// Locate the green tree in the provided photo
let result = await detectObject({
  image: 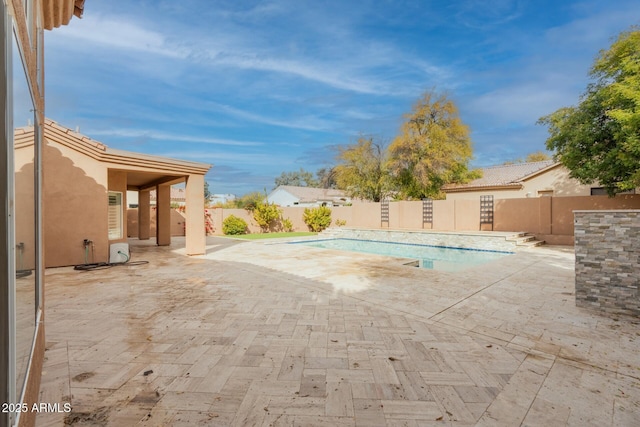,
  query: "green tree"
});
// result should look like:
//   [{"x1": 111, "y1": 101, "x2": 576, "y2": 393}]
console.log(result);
[
  {"x1": 275, "y1": 168, "x2": 319, "y2": 188},
  {"x1": 539, "y1": 27, "x2": 640, "y2": 195},
  {"x1": 387, "y1": 90, "x2": 479, "y2": 199},
  {"x1": 233, "y1": 191, "x2": 265, "y2": 210},
  {"x1": 525, "y1": 151, "x2": 552, "y2": 162},
  {"x1": 334, "y1": 136, "x2": 393, "y2": 202},
  {"x1": 204, "y1": 181, "x2": 211, "y2": 200},
  {"x1": 503, "y1": 151, "x2": 553, "y2": 165},
  {"x1": 316, "y1": 167, "x2": 338, "y2": 189}
]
